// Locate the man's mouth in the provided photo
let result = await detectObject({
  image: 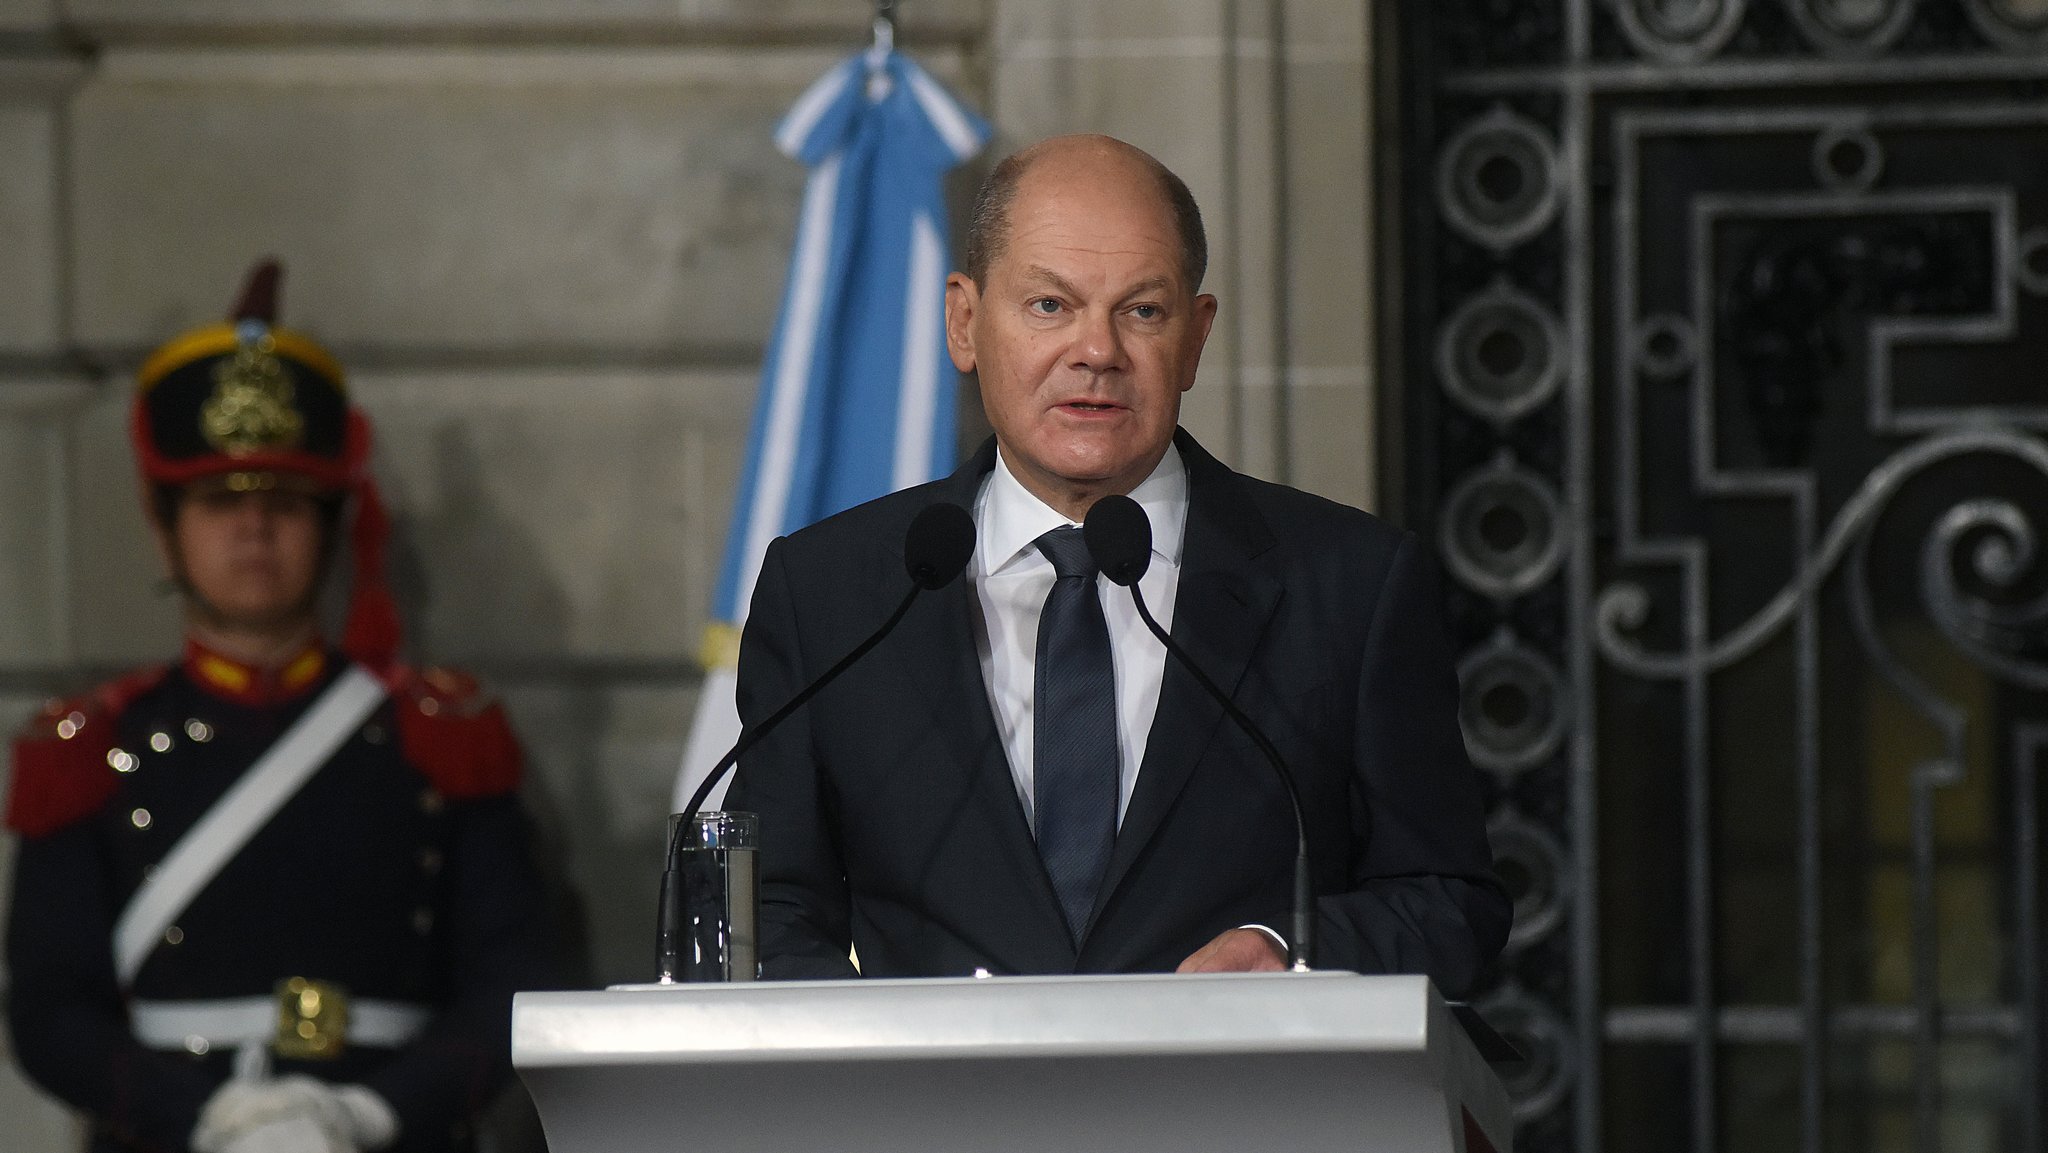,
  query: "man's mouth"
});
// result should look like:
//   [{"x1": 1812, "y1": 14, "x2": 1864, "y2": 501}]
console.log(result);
[{"x1": 1059, "y1": 401, "x2": 1122, "y2": 412}]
